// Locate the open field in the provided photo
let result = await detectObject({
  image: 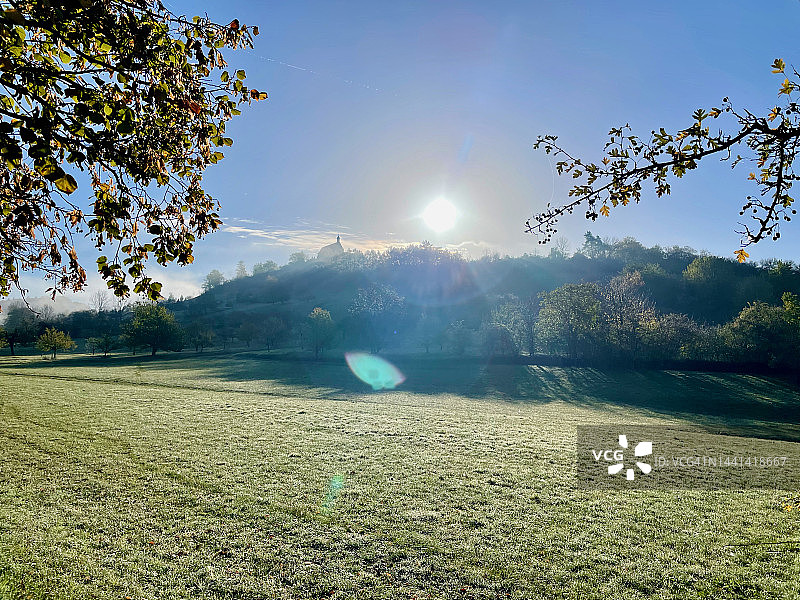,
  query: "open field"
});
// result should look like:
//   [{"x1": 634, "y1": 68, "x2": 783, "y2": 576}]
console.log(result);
[{"x1": 1, "y1": 353, "x2": 799, "y2": 599}]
